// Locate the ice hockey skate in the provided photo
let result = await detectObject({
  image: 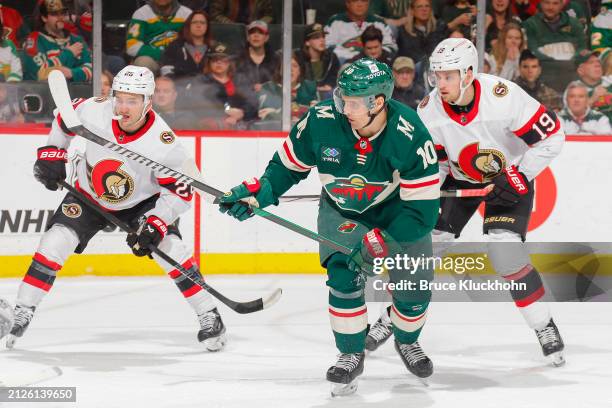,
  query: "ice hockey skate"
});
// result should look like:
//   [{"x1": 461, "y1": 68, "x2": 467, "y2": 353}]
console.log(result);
[
  {"x1": 535, "y1": 318, "x2": 565, "y2": 367},
  {"x1": 6, "y1": 305, "x2": 35, "y2": 349},
  {"x1": 365, "y1": 306, "x2": 392, "y2": 352},
  {"x1": 197, "y1": 307, "x2": 226, "y2": 352},
  {"x1": 394, "y1": 340, "x2": 433, "y2": 382},
  {"x1": 326, "y1": 352, "x2": 365, "y2": 397}
]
